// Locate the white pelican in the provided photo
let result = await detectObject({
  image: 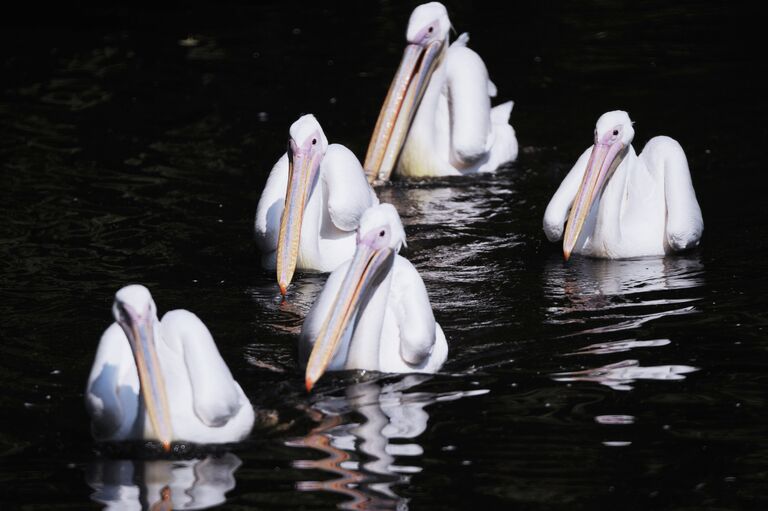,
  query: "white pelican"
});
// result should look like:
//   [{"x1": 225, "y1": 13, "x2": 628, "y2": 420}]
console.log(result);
[
  {"x1": 364, "y1": 2, "x2": 518, "y2": 182},
  {"x1": 299, "y1": 204, "x2": 448, "y2": 391},
  {"x1": 85, "y1": 285, "x2": 255, "y2": 450},
  {"x1": 543, "y1": 110, "x2": 704, "y2": 260},
  {"x1": 255, "y1": 114, "x2": 378, "y2": 295}
]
